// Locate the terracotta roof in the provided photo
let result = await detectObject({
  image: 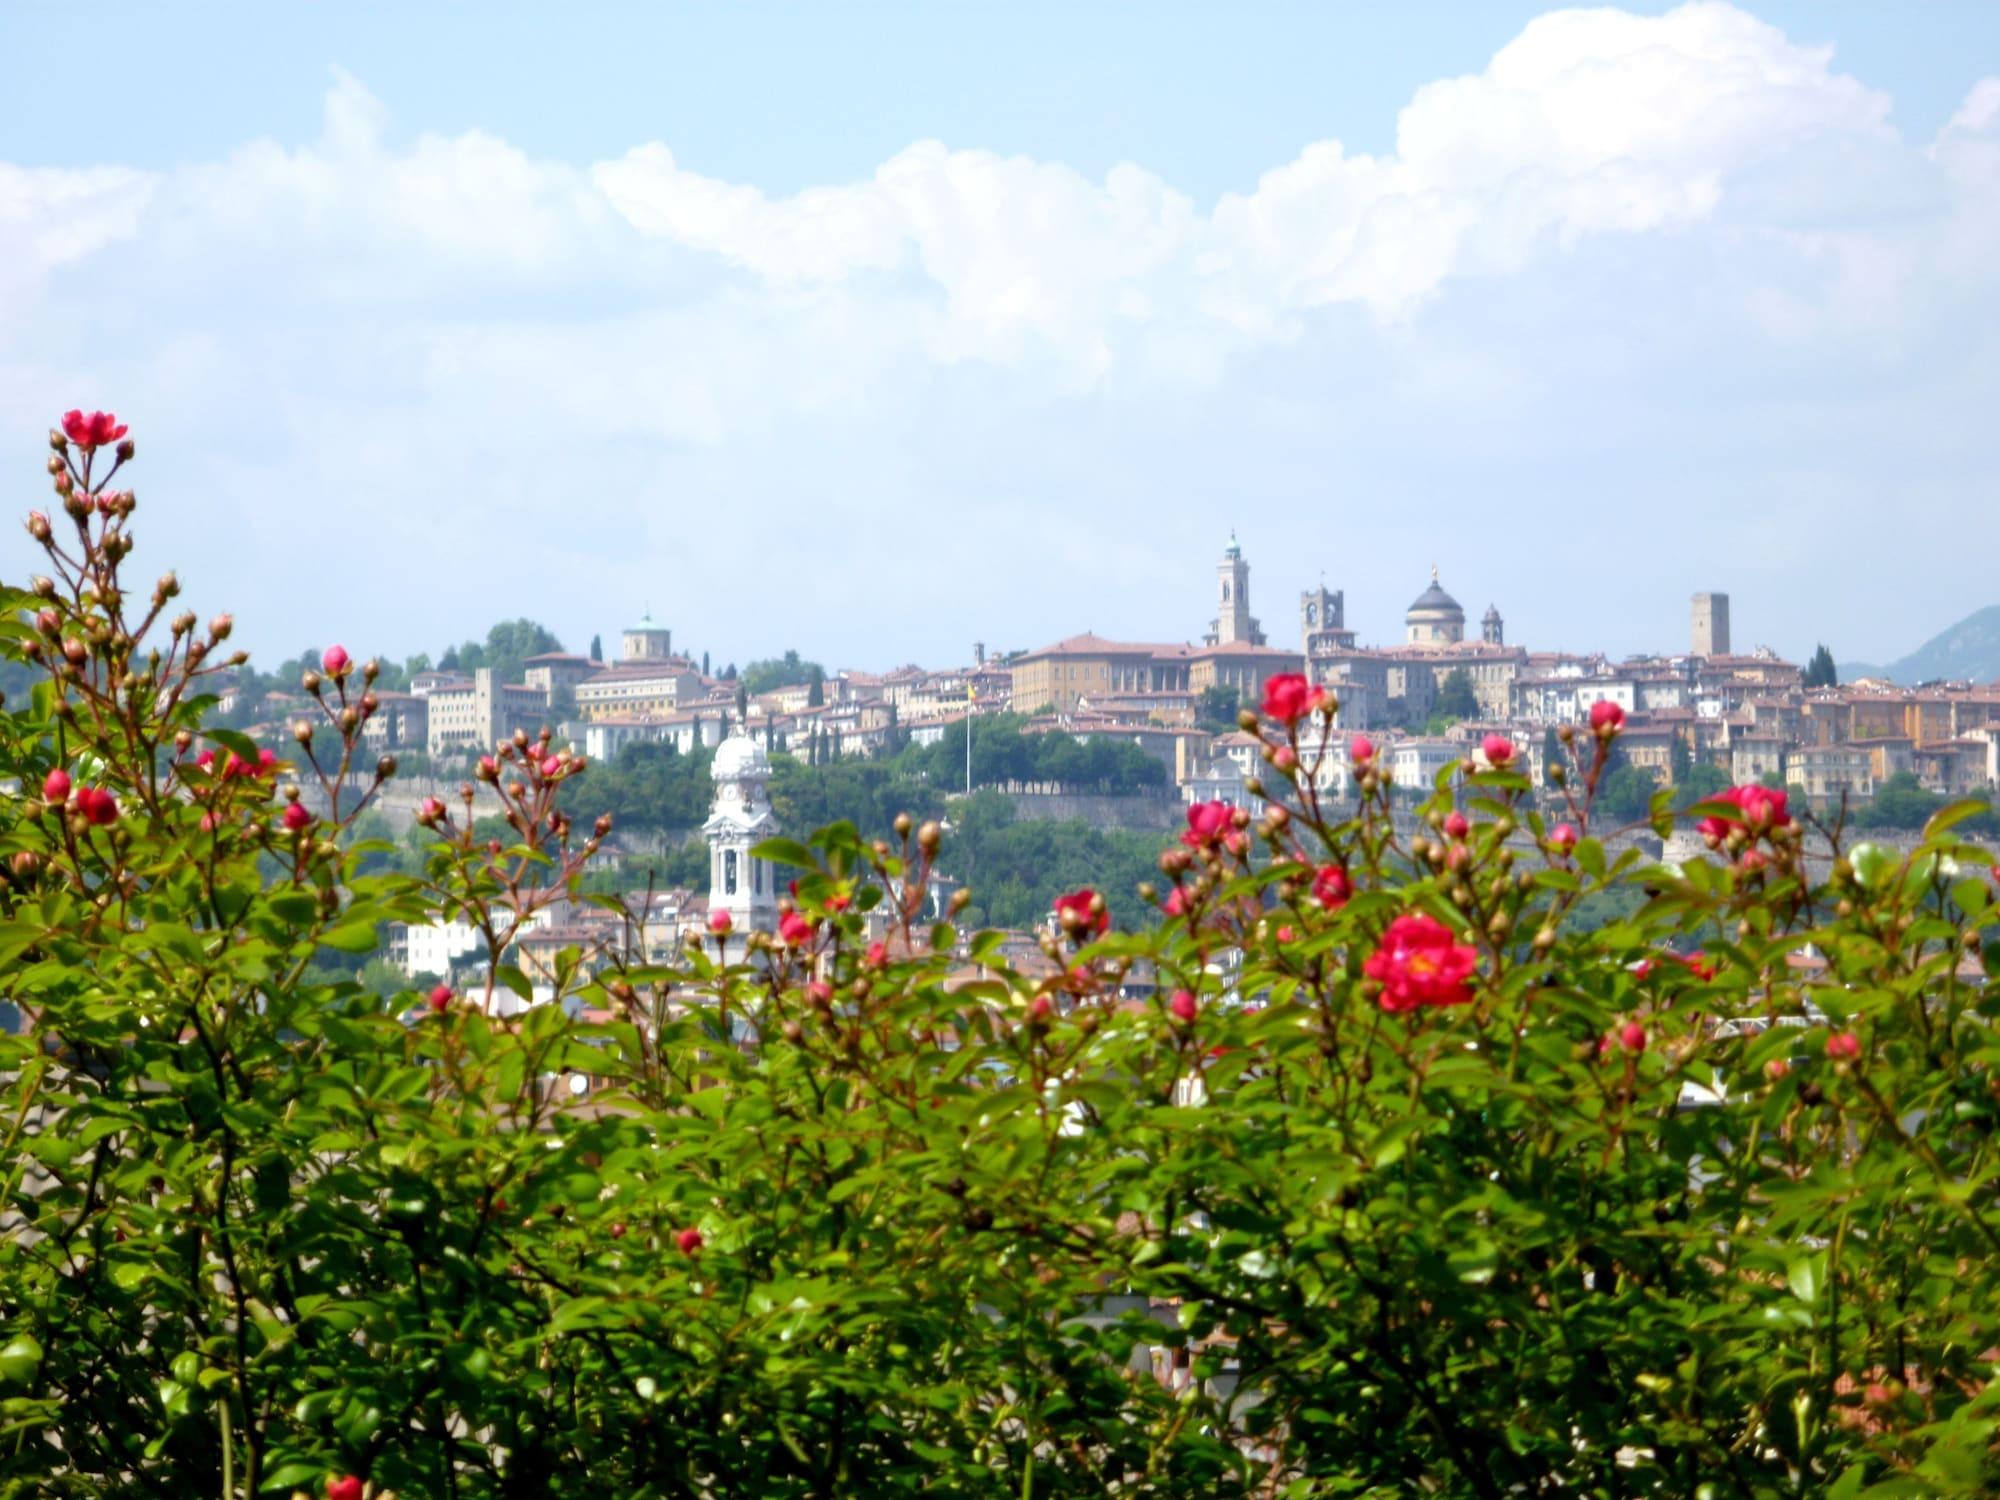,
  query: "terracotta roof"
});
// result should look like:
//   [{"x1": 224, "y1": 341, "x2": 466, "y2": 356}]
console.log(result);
[{"x1": 1014, "y1": 633, "x2": 1198, "y2": 662}]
